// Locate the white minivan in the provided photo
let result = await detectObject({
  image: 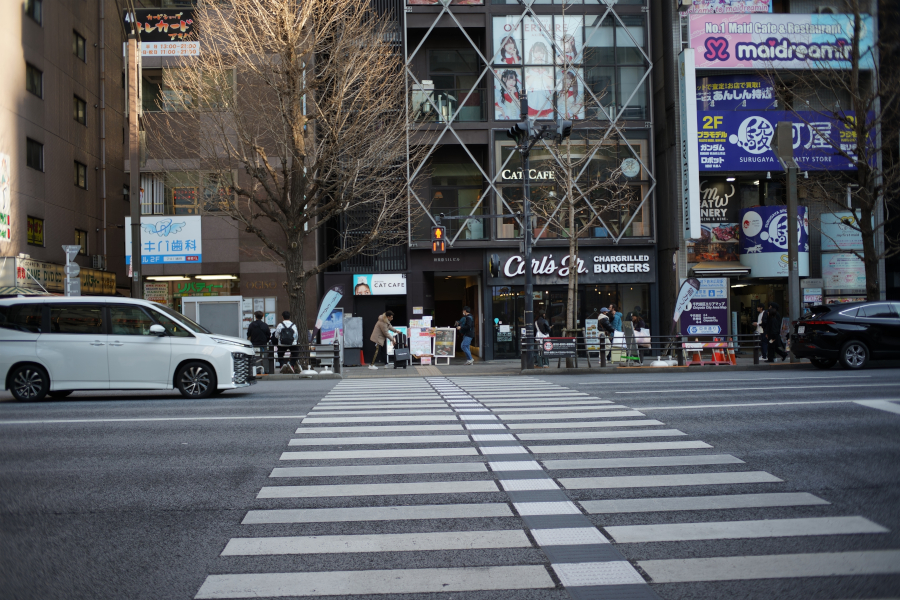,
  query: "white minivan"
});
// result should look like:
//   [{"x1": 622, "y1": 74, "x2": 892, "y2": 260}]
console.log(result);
[{"x1": 0, "y1": 297, "x2": 256, "y2": 401}]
